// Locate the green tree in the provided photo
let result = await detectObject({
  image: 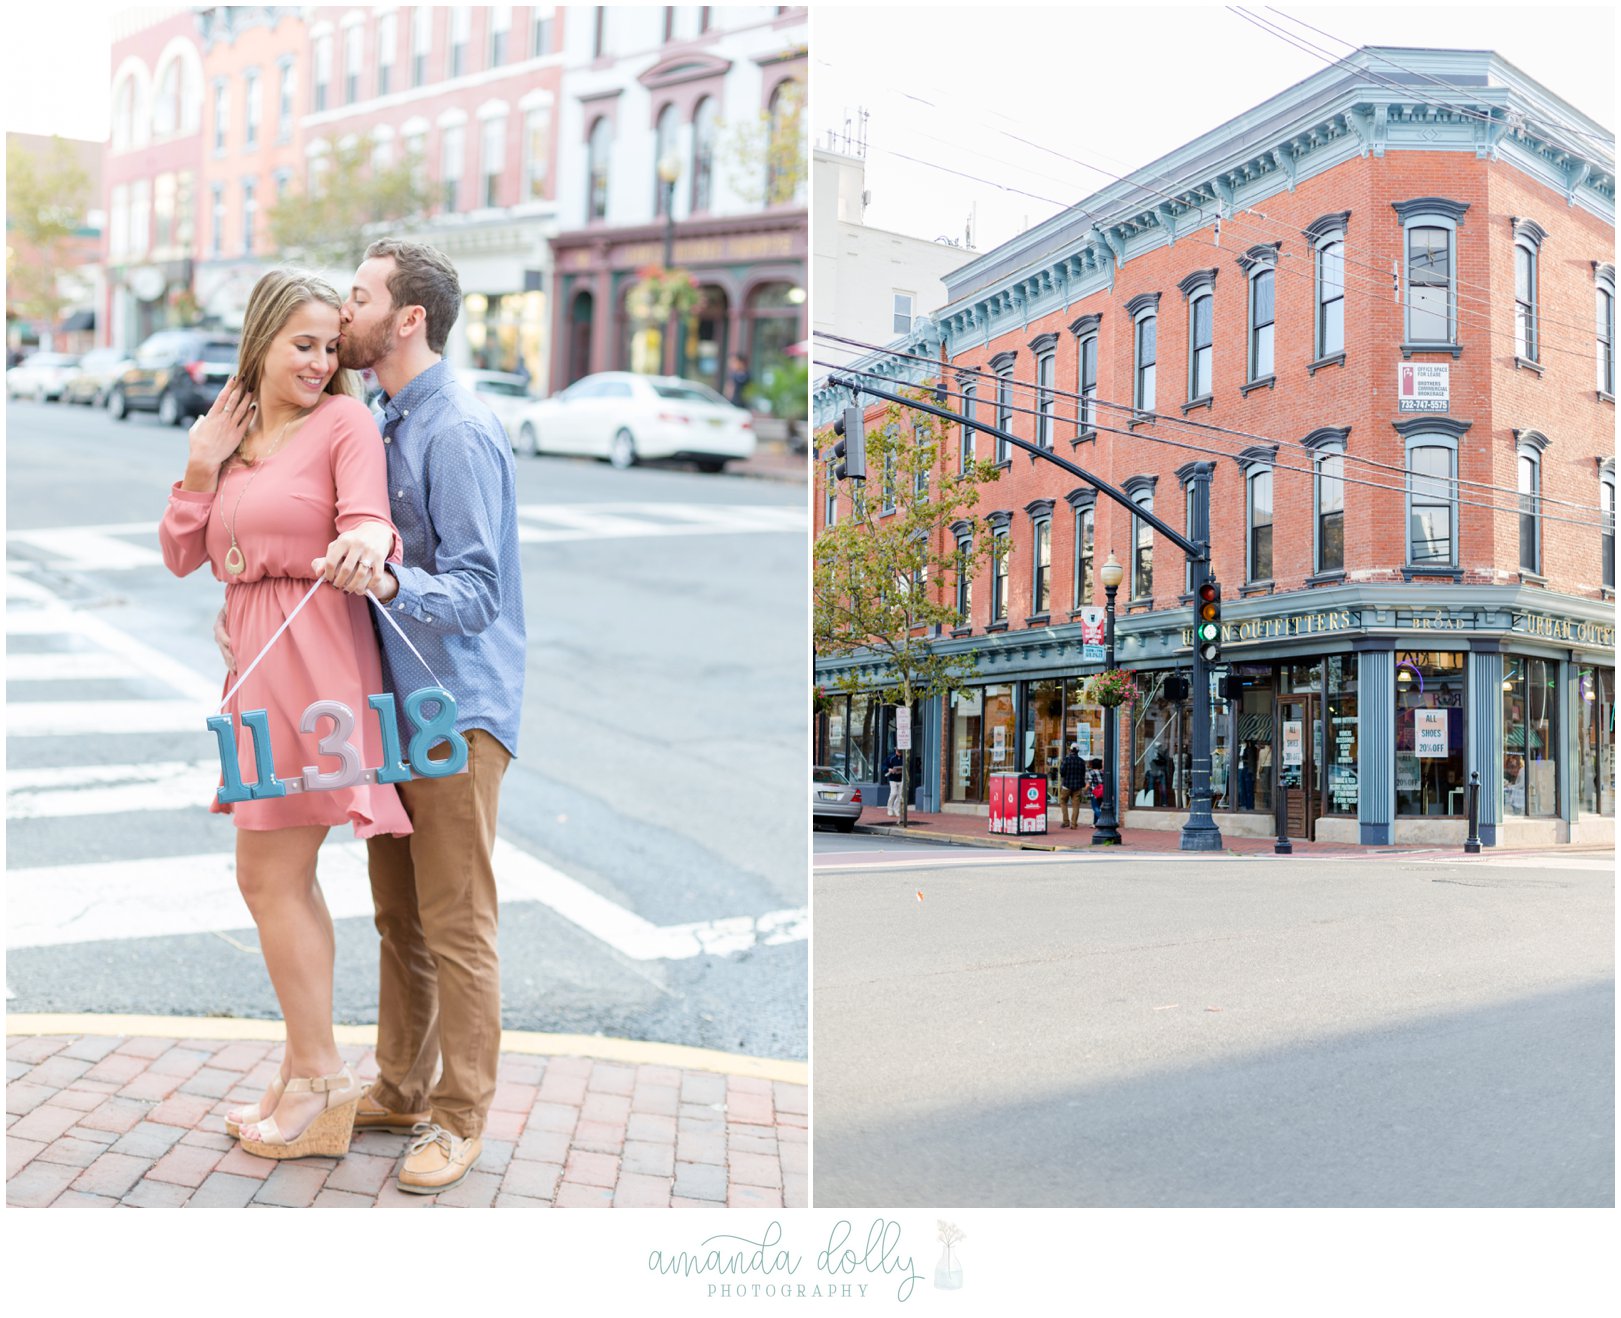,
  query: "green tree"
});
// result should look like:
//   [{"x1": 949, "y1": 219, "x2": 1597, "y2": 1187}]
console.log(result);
[
  {"x1": 720, "y1": 73, "x2": 806, "y2": 208},
  {"x1": 813, "y1": 388, "x2": 1003, "y2": 824},
  {"x1": 266, "y1": 139, "x2": 433, "y2": 271},
  {"x1": 5, "y1": 136, "x2": 92, "y2": 330}
]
